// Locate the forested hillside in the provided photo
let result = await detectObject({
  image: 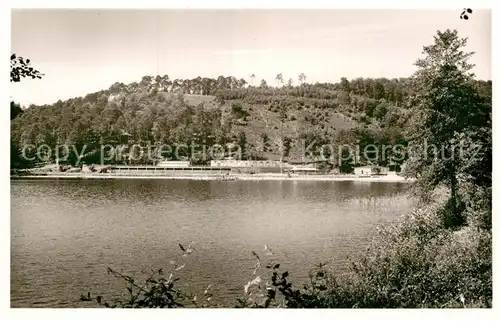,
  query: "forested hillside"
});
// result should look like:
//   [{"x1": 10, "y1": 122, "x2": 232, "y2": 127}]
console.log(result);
[{"x1": 10, "y1": 72, "x2": 492, "y2": 169}]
